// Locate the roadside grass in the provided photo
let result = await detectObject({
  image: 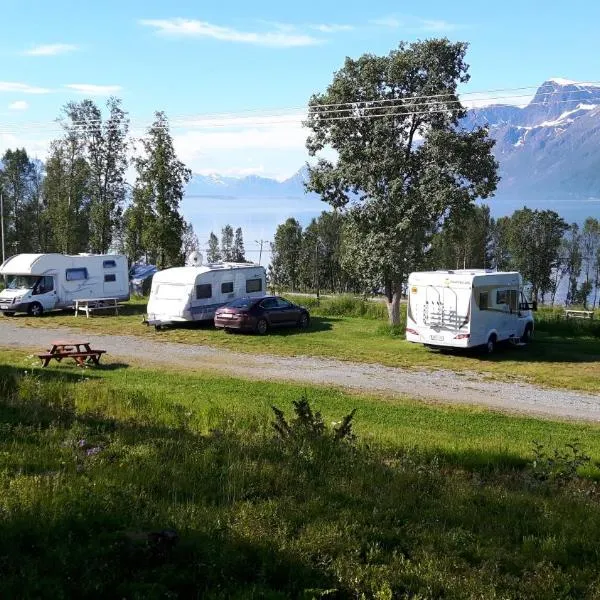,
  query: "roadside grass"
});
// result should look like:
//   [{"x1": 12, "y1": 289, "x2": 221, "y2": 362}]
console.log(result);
[
  {"x1": 3, "y1": 351, "x2": 600, "y2": 598},
  {"x1": 4, "y1": 296, "x2": 600, "y2": 393}
]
